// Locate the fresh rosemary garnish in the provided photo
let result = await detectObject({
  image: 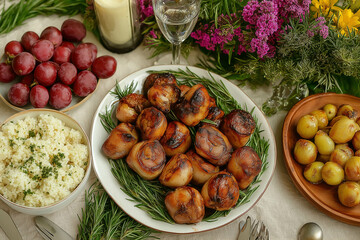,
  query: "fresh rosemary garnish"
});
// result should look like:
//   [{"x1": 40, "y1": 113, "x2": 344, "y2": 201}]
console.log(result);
[
  {"x1": 0, "y1": 0, "x2": 87, "y2": 34},
  {"x1": 78, "y1": 182, "x2": 158, "y2": 240},
  {"x1": 97, "y1": 68, "x2": 270, "y2": 225}
]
